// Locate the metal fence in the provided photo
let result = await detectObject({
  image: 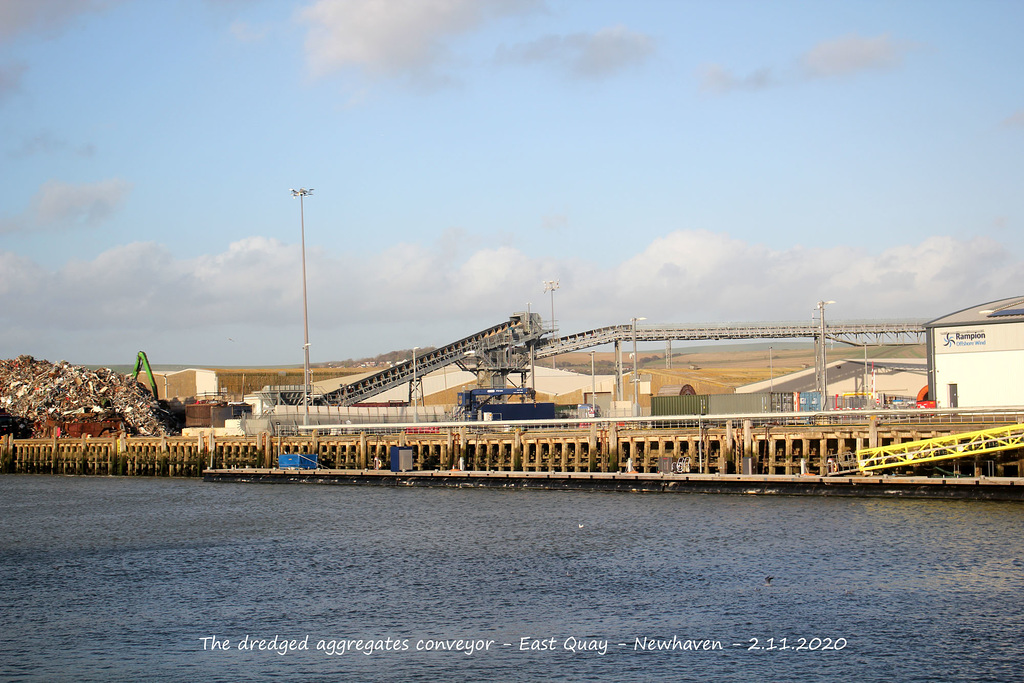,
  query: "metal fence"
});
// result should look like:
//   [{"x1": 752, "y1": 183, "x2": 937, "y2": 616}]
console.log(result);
[{"x1": 275, "y1": 407, "x2": 1024, "y2": 437}]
